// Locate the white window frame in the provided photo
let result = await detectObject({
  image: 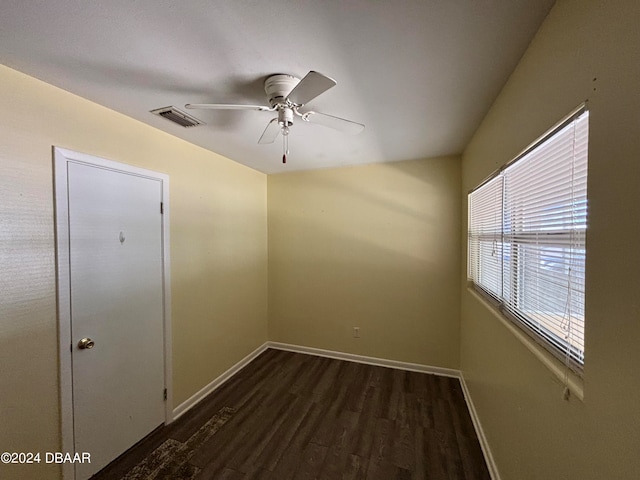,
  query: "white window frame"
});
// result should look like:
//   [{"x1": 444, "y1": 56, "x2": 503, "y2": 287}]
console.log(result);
[{"x1": 467, "y1": 106, "x2": 589, "y2": 372}]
